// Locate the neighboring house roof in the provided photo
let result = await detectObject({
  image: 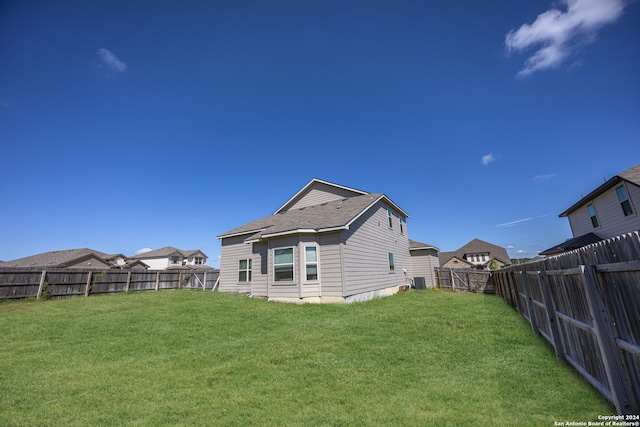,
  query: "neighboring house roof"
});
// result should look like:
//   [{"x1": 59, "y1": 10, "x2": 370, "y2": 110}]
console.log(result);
[
  {"x1": 128, "y1": 246, "x2": 207, "y2": 259},
  {"x1": 217, "y1": 192, "x2": 406, "y2": 242},
  {"x1": 1, "y1": 248, "x2": 115, "y2": 268},
  {"x1": 409, "y1": 239, "x2": 440, "y2": 252},
  {"x1": 439, "y1": 238, "x2": 511, "y2": 266},
  {"x1": 539, "y1": 232, "x2": 604, "y2": 256},
  {"x1": 560, "y1": 164, "x2": 640, "y2": 217}
]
